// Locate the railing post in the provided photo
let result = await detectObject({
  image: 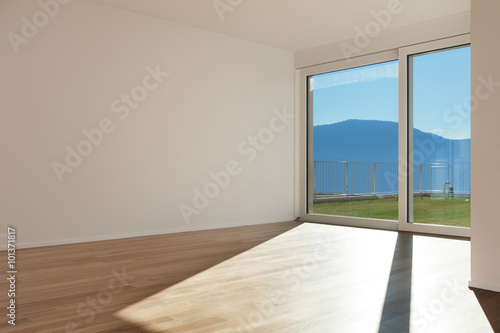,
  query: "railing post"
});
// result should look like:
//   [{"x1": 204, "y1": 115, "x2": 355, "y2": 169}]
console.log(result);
[
  {"x1": 345, "y1": 162, "x2": 349, "y2": 197},
  {"x1": 374, "y1": 162, "x2": 376, "y2": 195},
  {"x1": 420, "y1": 164, "x2": 422, "y2": 193},
  {"x1": 430, "y1": 164, "x2": 432, "y2": 195},
  {"x1": 313, "y1": 162, "x2": 316, "y2": 199}
]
